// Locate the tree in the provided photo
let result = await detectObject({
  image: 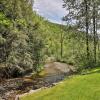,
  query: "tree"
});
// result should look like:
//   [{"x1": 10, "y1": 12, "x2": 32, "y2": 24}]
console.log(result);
[
  {"x1": 62, "y1": 0, "x2": 100, "y2": 67},
  {"x1": 0, "y1": 0, "x2": 45, "y2": 78}
]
